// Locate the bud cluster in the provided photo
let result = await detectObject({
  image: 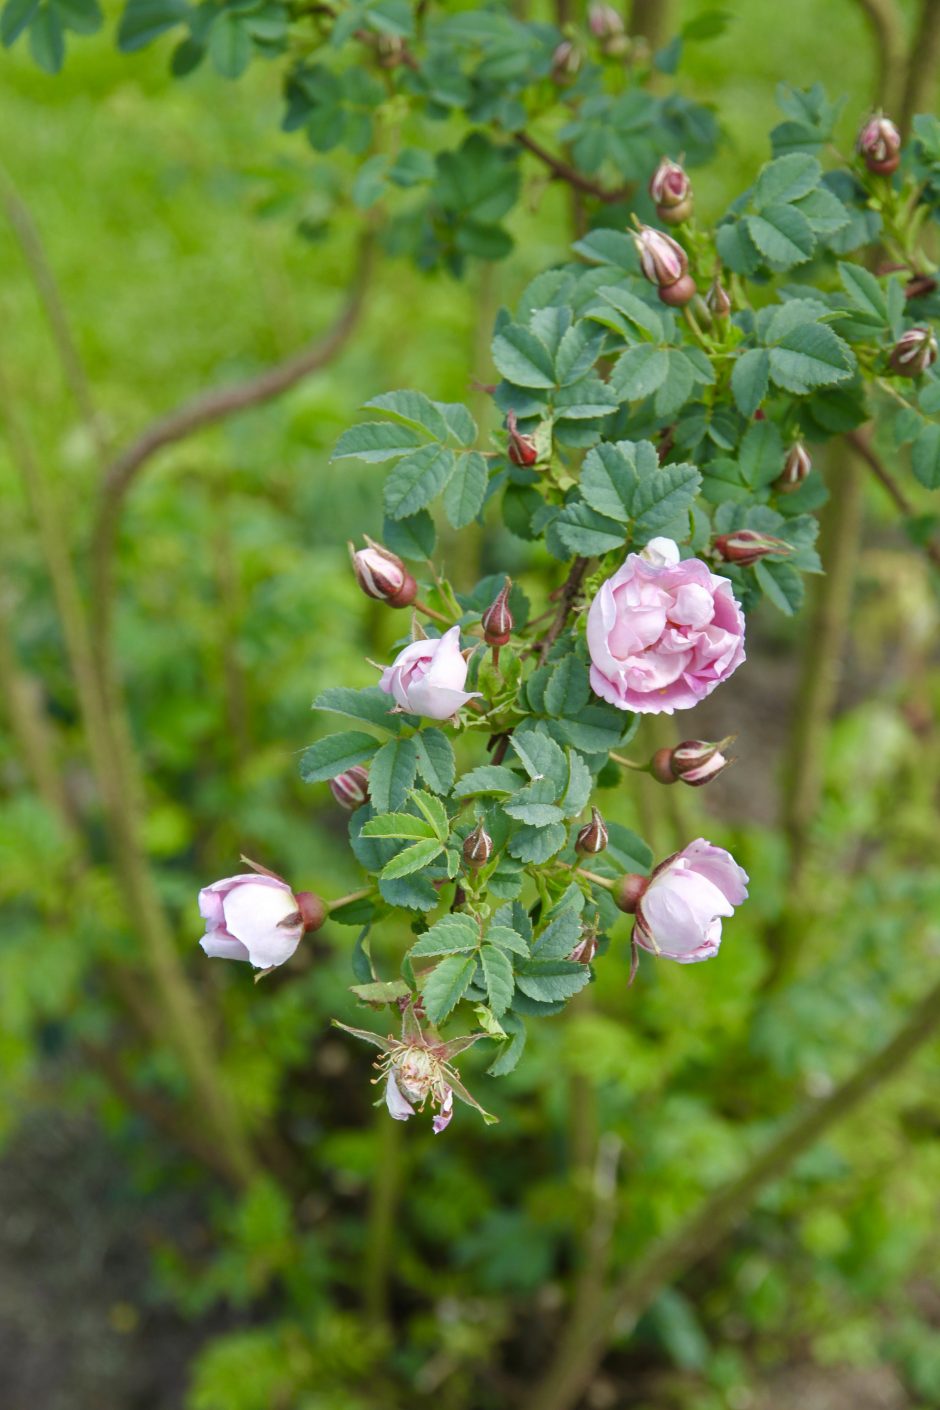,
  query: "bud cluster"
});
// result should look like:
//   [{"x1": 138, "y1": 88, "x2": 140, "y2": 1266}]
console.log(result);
[
  {"x1": 649, "y1": 157, "x2": 693, "y2": 225},
  {"x1": 632, "y1": 223, "x2": 696, "y2": 307},
  {"x1": 588, "y1": 3, "x2": 630, "y2": 55}
]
